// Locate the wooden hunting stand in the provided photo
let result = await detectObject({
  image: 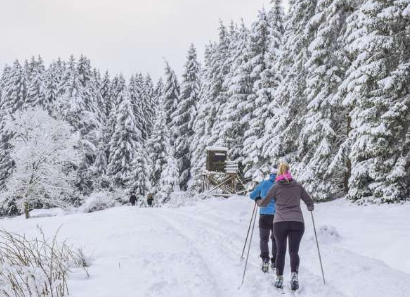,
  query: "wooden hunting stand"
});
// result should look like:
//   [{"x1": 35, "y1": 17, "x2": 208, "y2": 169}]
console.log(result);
[{"x1": 201, "y1": 147, "x2": 246, "y2": 197}]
